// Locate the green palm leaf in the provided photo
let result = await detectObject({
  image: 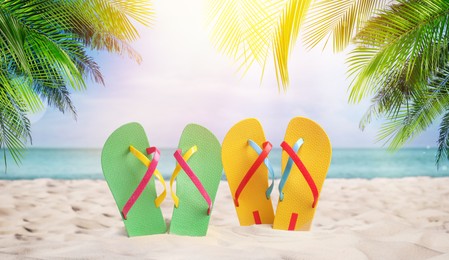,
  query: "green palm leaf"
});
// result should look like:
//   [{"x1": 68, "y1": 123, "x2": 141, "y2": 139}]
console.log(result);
[
  {"x1": 376, "y1": 63, "x2": 449, "y2": 153},
  {"x1": 0, "y1": 0, "x2": 153, "y2": 170},
  {"x1": 68, "y1": 0, "x2": 152, "y2": 61},
  {"x1": 0, "y1": 9, "x2": 30, "y2": 75},
  {"x1": 348, "y1": 0, "x2": 449, "y2": 103},
  {"x1": 346, "y1": 0, "x2": 449, "y2": 161},
  {"x1": 0, "y1": 86, "x2": 31, "y2": 172},
  {"x1": 376, "y1": 88, "x2": 449, "y2": 149},
  {"x1": 437, "y1": 109, "x2": 449, "y2": 166},
  {"x1": 33, "y1": 83, "x2": 77, "y2": 118}
]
